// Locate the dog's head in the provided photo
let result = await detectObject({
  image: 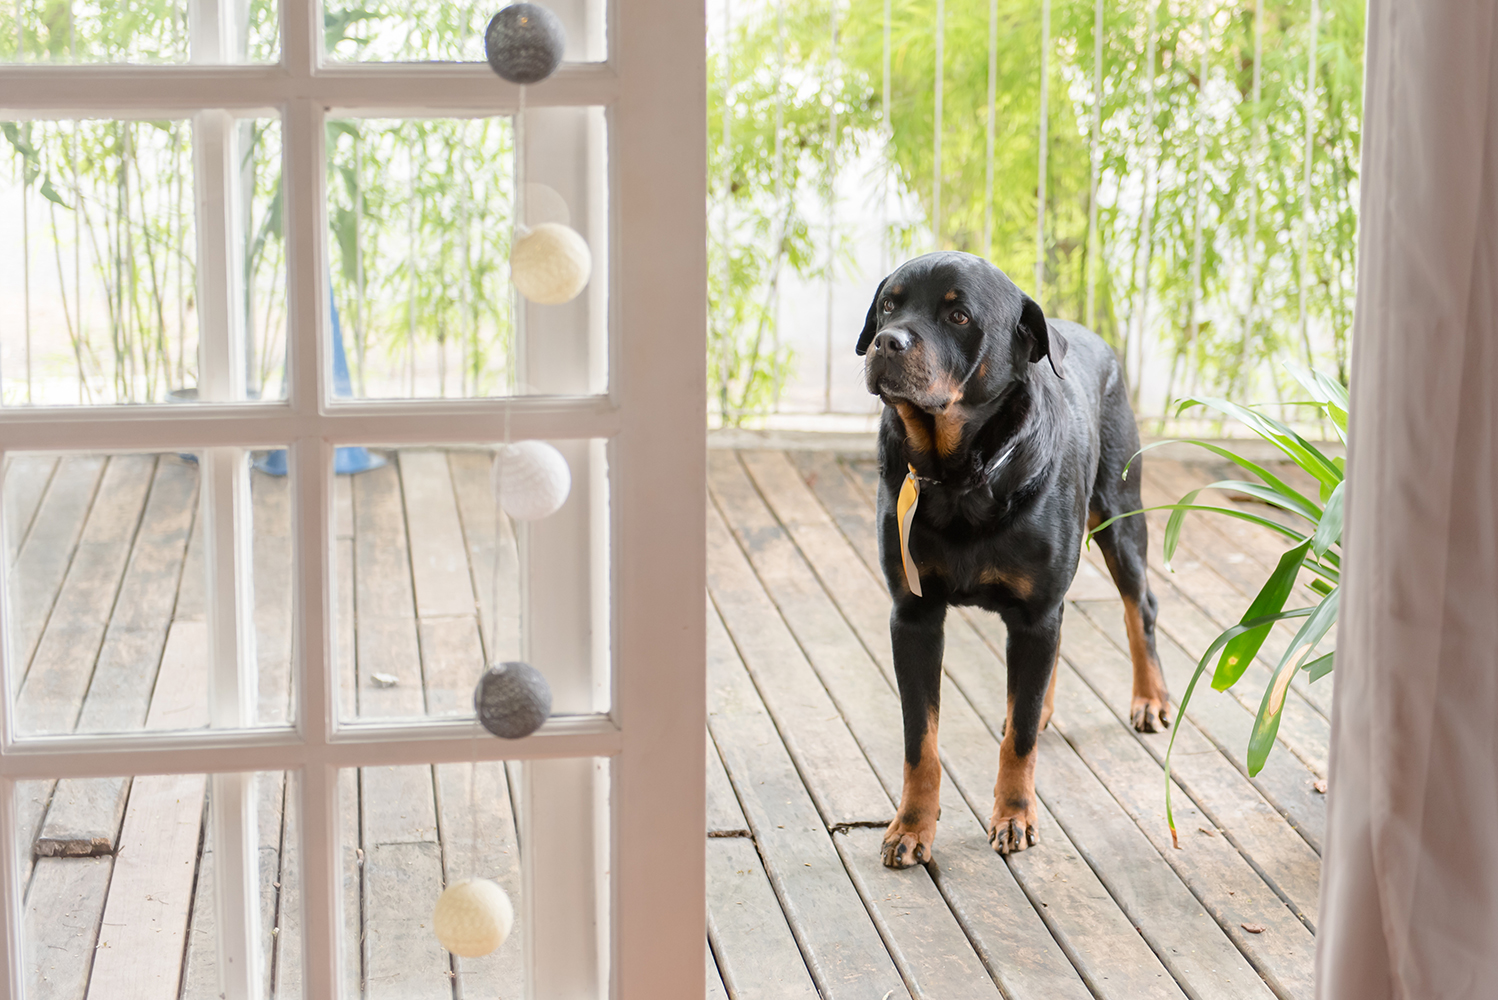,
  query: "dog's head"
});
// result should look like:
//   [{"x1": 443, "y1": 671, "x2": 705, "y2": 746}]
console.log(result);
[{"x1": 857, "y1": 252, "x2": 1066, "y2": 411}]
